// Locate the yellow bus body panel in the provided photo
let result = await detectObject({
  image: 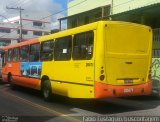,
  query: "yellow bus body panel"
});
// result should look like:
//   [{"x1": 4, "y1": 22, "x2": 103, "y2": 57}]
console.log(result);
[
  {"x1": 41, "y1": 61, "x2": 94, "y2": 98},
  {"x1": 40, "y1": 23, "x2": 98, "y2": 98},
  {"x1": 39, "y1": 21, "x2": 152, "y2": 98}
]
